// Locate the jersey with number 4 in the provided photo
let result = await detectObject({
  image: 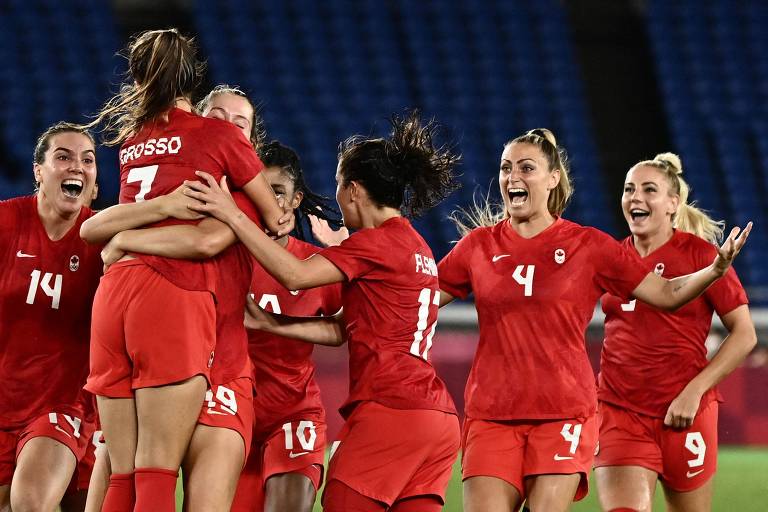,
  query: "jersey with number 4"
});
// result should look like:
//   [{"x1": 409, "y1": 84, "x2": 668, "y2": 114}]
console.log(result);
[
  {"x1": 320, "y1": 217, "x2": 457, "y2": 418},
  {"x1": 249, "y1": 236, "x2": 343, "y2": 436},
  {"x1": 438, "y1": 217, "x2": 648, "y2": 421},
  {"x1": 0, "y1": 196, "x2": 102, "y2": 429},
  {"x1": 599, "y1": 230, "x2": 748, "y2": 417},
  {"x1": 118, "y1": 107, "x2": 264, "y2": 293}
]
